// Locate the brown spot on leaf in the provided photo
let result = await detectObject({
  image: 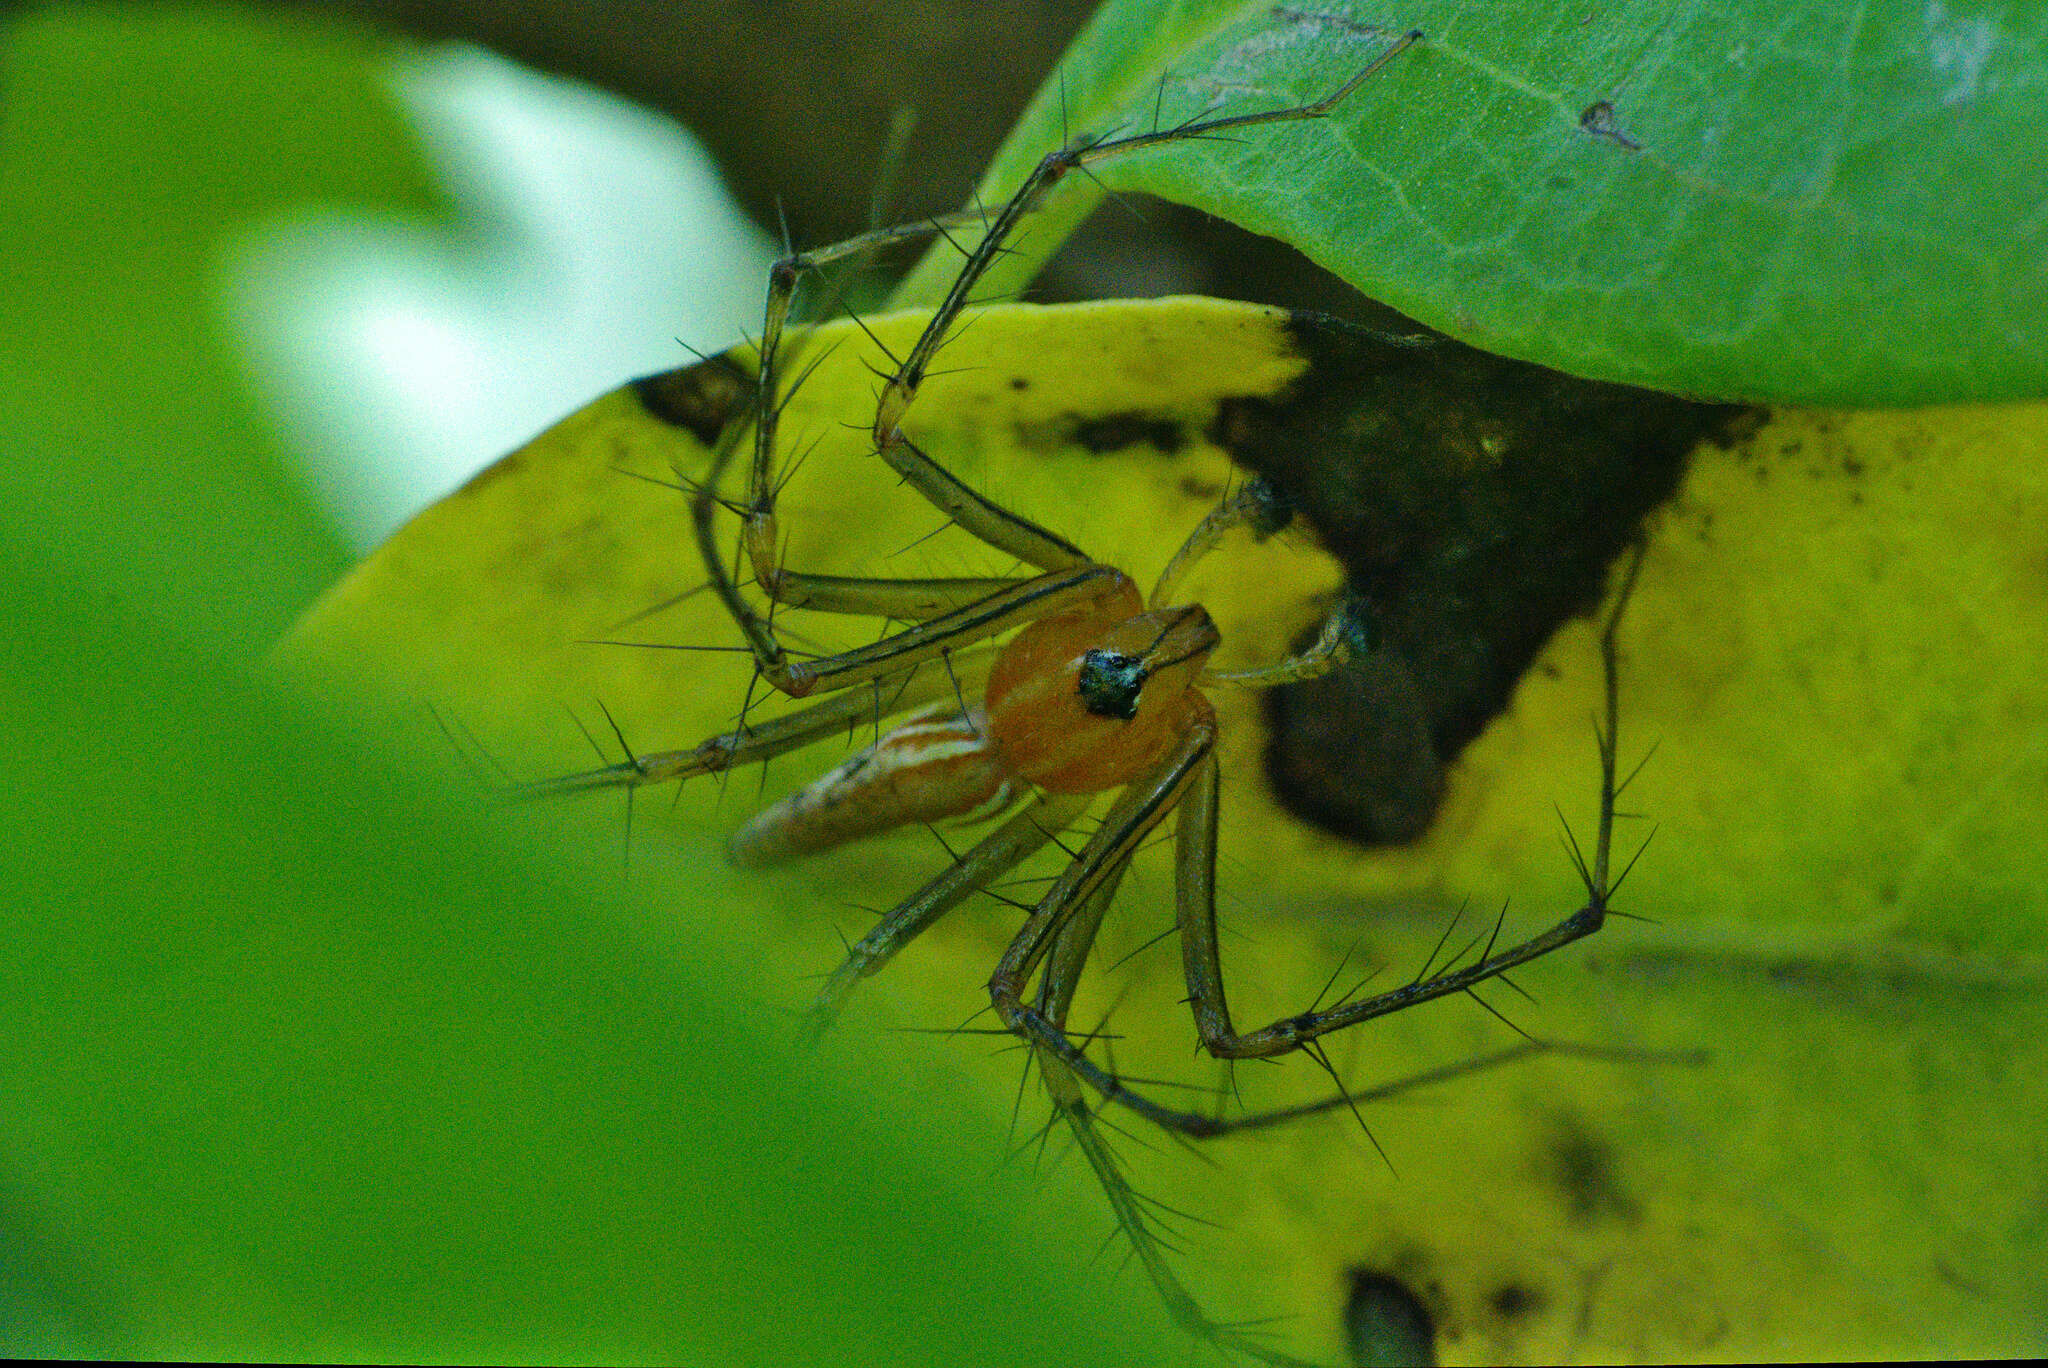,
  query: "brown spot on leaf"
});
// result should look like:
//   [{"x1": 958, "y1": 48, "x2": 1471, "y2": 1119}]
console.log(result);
[
  {"x1": 1068, "y1": 411, "x2": 1186, "y2": 455},
  {"x1": 1579, "y1": 99, "x2": 1642, "y2": 149},
  {"x1": 1487, "y1": 1281, "x2": 1546, "y2": 1321},
  {"x1": 1542, "y1": 1113, "x2": 1640, "y2": 1225}
]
